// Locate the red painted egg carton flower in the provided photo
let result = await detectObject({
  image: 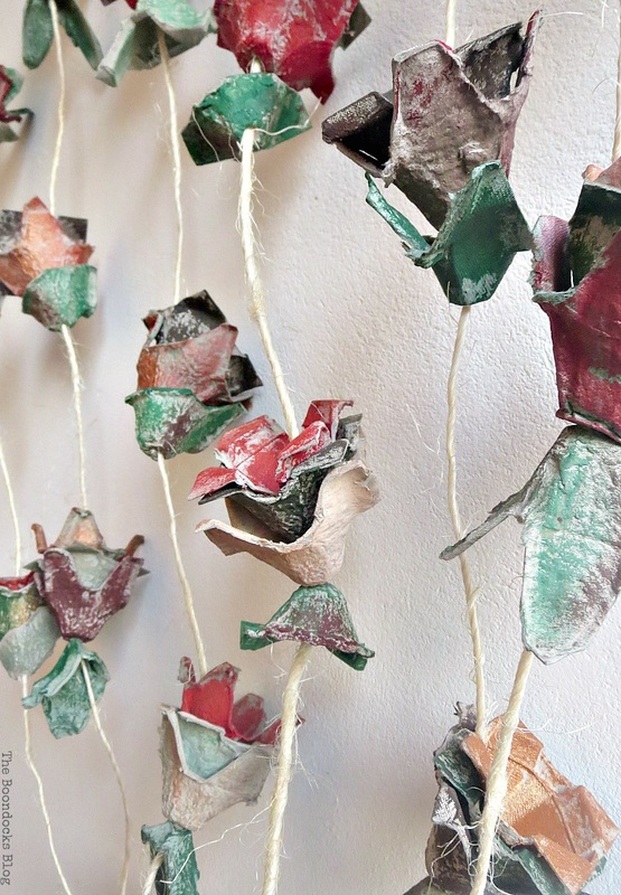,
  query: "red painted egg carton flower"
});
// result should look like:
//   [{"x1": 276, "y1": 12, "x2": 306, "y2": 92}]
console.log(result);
[
  {"x1": 189, "y1": 400, "x2": 379, "y2": 585},
  {"x1": 160, "y1": 659, "x2": 282, "y2": 830}
]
